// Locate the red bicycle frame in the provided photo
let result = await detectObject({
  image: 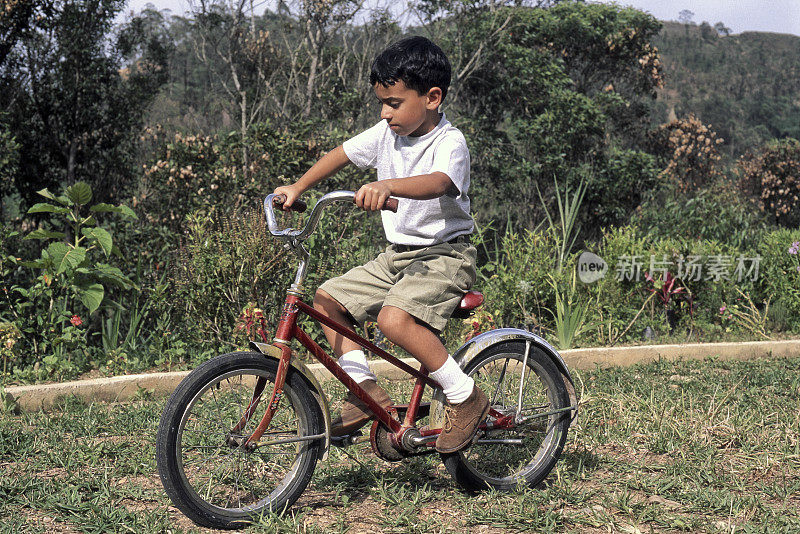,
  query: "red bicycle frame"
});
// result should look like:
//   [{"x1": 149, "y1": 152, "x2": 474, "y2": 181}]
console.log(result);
[
  {"x1": 244, "y1": 191, "x2": 508, "y2": 449},
  {"x1": 243, "y1": 292, "x2": 442, "y2": 446}
]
